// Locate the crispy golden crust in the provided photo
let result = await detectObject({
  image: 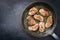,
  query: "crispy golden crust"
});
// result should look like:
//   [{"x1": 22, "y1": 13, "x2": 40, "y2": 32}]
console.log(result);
[
  {"x1": 28, "y1": 23, "x2": 38, "y2": 31},
  {"x1": 27, "y1": 16, "x2": 36, "y2": 25},
  {"x1": 28, "y1": 7, "x2": 38, "y2": 15},
  {"x1": 39, "y1": 22, "x2": 45, "y2": 32},
  {"x1": 45, "y1": 16, "x2": 52, "y2": 28},
  {"x1": 34, "y1": 14, "x2": 44, "y2": 21},
  {"x1": 39, "y1": 9, "x2": 49, "y2": 16}
]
